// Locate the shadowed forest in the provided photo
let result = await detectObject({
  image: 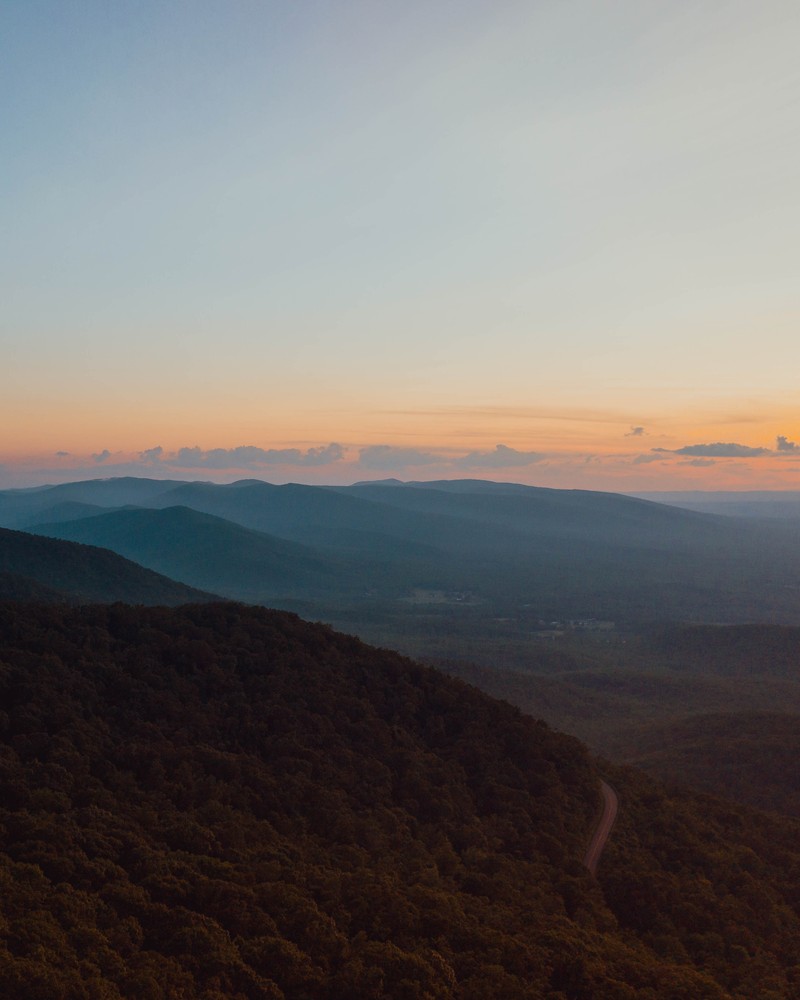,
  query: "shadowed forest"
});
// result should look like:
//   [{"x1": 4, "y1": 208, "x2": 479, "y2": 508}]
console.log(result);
[
  {"x1": 2, "y1": 602, "x2": 800, "y2": 998},
  {"x1": 3, "y1": 480, "x2": 800, "y2": 997}
]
